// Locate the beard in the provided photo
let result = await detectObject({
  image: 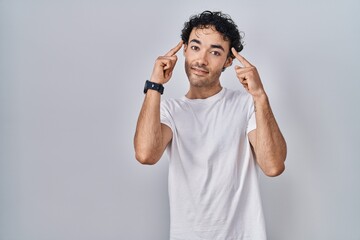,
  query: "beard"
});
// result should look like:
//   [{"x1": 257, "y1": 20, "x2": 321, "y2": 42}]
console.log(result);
[{"x1": 184, "y1": 60, "x2": 223, "y2": 88}]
